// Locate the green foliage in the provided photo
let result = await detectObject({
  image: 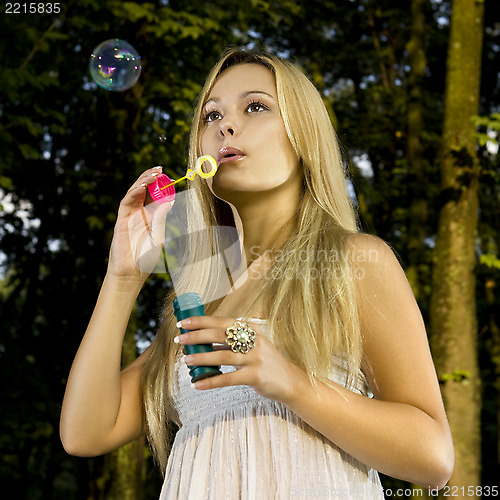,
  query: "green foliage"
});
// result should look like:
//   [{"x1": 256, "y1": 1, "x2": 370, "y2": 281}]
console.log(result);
[
  {"x1": 480, "y1": 253, "x2": 500, "y2": 271},
  {"x1": 472, "y1": 113, "x2": 500, "y2": 147},
  {"x1": 439, "y1": 370, "x2": 472, "y2": 384}
]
